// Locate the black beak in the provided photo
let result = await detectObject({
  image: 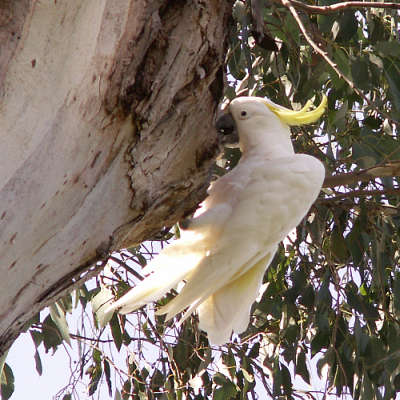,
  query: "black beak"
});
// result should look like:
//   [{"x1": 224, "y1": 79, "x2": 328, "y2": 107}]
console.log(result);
[{"x1": 215, "y1": 112, "x2": 239, "y2": 145}]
